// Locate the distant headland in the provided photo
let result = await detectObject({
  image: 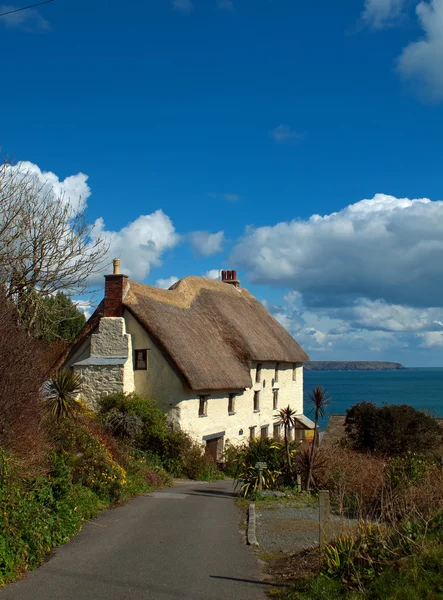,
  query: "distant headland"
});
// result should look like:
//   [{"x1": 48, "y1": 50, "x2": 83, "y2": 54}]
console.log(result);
[{"x1": 304, "y1": 361, "x2": 406, "y2": 371}]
